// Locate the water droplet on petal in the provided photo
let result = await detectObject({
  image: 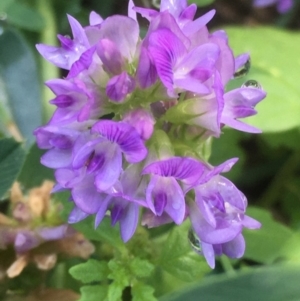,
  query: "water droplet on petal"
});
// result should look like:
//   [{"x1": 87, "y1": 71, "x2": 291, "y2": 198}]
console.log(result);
[
  {"x1": 241, "y1": 79, "x2": 262, "y2": 90},
  {"x1": 152, "y1": 0, "x2": 160, "y2": 9},
  {"x1": 234, "y1": 58, "x2": 251, "y2": 79},
  {"x1": 188, "y1": 228, "x2": 202, "y2": 254}
]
